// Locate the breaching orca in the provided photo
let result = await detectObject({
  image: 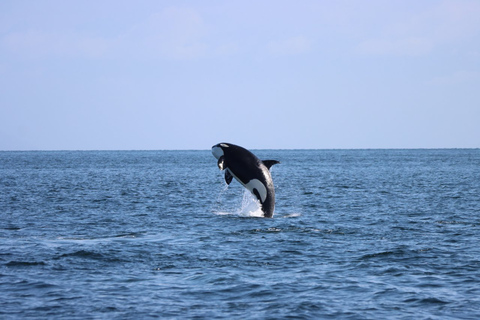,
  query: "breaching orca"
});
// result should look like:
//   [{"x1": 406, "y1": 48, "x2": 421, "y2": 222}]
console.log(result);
[{"x1": 212, "y1": 143, "x2": 280, "y2": 218}]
